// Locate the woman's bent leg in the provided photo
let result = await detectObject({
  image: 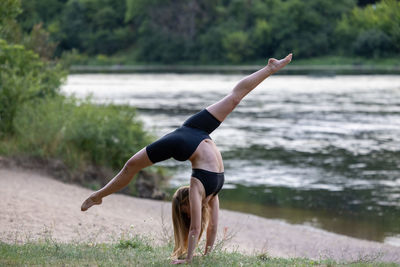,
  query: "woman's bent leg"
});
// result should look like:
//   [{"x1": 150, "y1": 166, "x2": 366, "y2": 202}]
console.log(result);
[
  {"x1": 206, "y1": 54, "x2": 292, "y2": 122},
  {"x1": 81, "y1": 147, "x2": 153, "y2": 211}
]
